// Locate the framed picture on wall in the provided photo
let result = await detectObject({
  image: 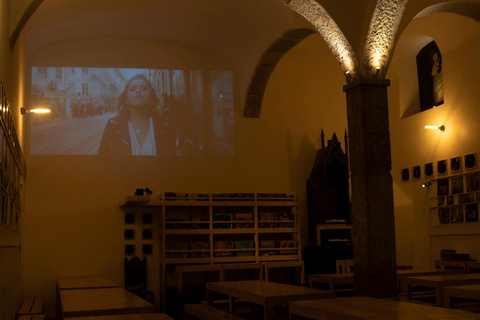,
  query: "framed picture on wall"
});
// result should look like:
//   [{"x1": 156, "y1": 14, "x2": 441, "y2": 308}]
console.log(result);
[
  {"x1": 465, "y1": 153, "x2": 477, "y2": 170},
  {"x1": 438, "y1": 207, "x2": 450, "y2": 224},
  {"x1": 438, "y1": 197, "x2": 445, "y2": 206},
  {"x1": 465, "y1": 204, "x2": 479, "y2": 222},
  {"x1": 451, "y1": 206, "x2": 464, "y2": 223},
  {"x1": 447, "y1": 195, "x2": 454, "y2": 206},
  {"x1": 437, "y1": 178, "x2": 449, "y2": 196},
  {"x1": 401, "y1": 168, "x2": 409, "y2": 181},
  {"x1": 458, "y1": 193, "x2": 474, "y2": 204},
  {"x1": 451, "y1": 176, "x2": 464, "y2": 194},
  {"x1": 451, "y1": 156, "x2": 462, "y2": 173},
  {"x1": 466, "y1": 173, "x2": 480, "y2": 192},
  {"x1": 437, "y1": 160, "x2": 447, "y2": 176},
  {"x1": 425, "y1": 163, "x2": 434, "y2": 178},
  {"x1": 413, "y1": 166, "x2": 421, "y2": 179}
]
